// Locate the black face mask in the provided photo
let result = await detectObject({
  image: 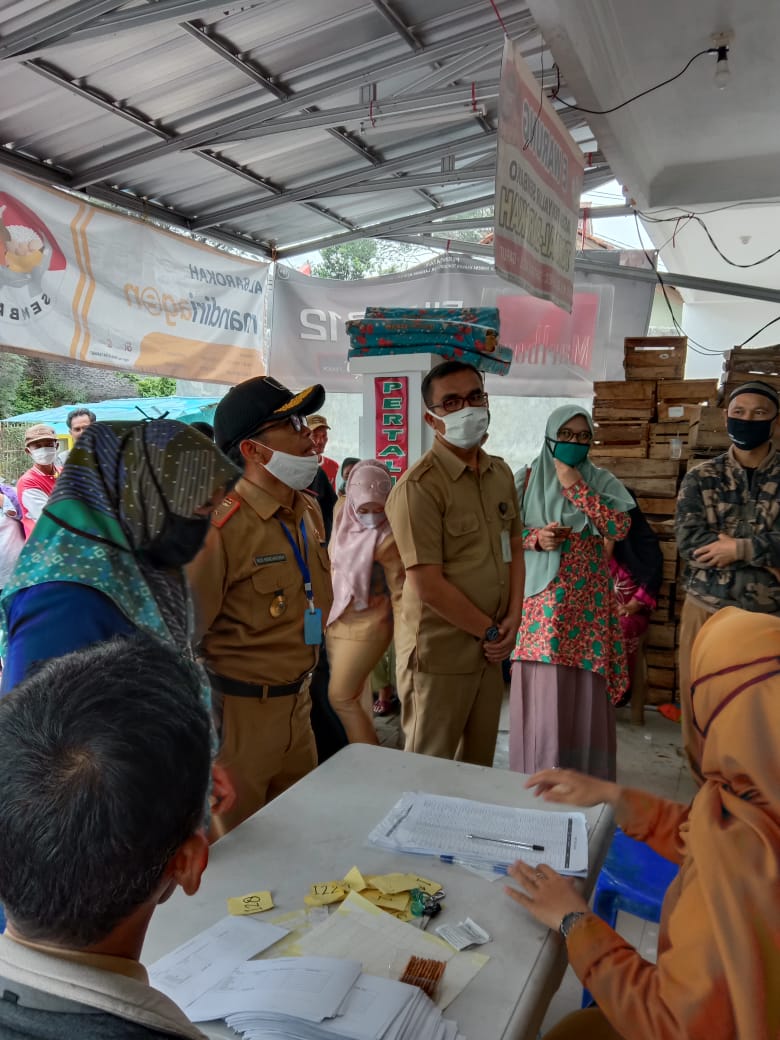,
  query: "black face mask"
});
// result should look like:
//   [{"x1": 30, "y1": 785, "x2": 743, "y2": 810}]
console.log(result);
[
  {"x1": 141, "y1": 513, "x2": 210, "y2": 568},
  {"x1": 727, "y1": 416, "x2": 774, "y2": 451}
]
